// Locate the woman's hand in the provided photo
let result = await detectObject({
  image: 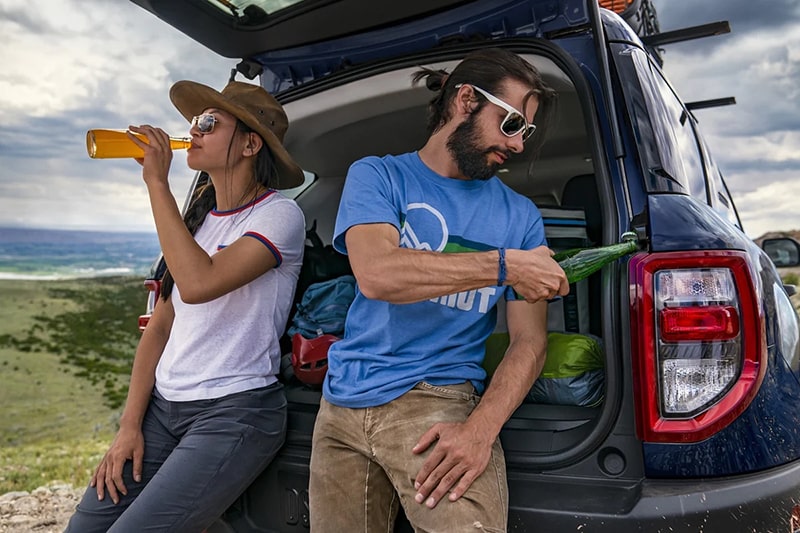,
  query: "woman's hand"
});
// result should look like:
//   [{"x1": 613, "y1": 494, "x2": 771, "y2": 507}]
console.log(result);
[
  {"x1": 90, "y1": 425, "x2": 145, "y2": 504},
  {"x1": 128, "y1": 124, "x2": 173, "y2": 189}
]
